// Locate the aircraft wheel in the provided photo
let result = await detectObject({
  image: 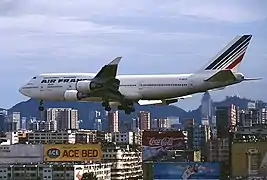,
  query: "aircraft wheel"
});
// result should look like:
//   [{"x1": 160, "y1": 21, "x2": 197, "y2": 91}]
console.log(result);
[
  {"x1": 102, "y1": 102, "x2": 107, "y2": 107},
  {"x1": 38, "y1": 106, "x2": 44, "y2": 111},
  {"x1": 105, "y1": 106, "x2": 111, "y2": 111}
]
